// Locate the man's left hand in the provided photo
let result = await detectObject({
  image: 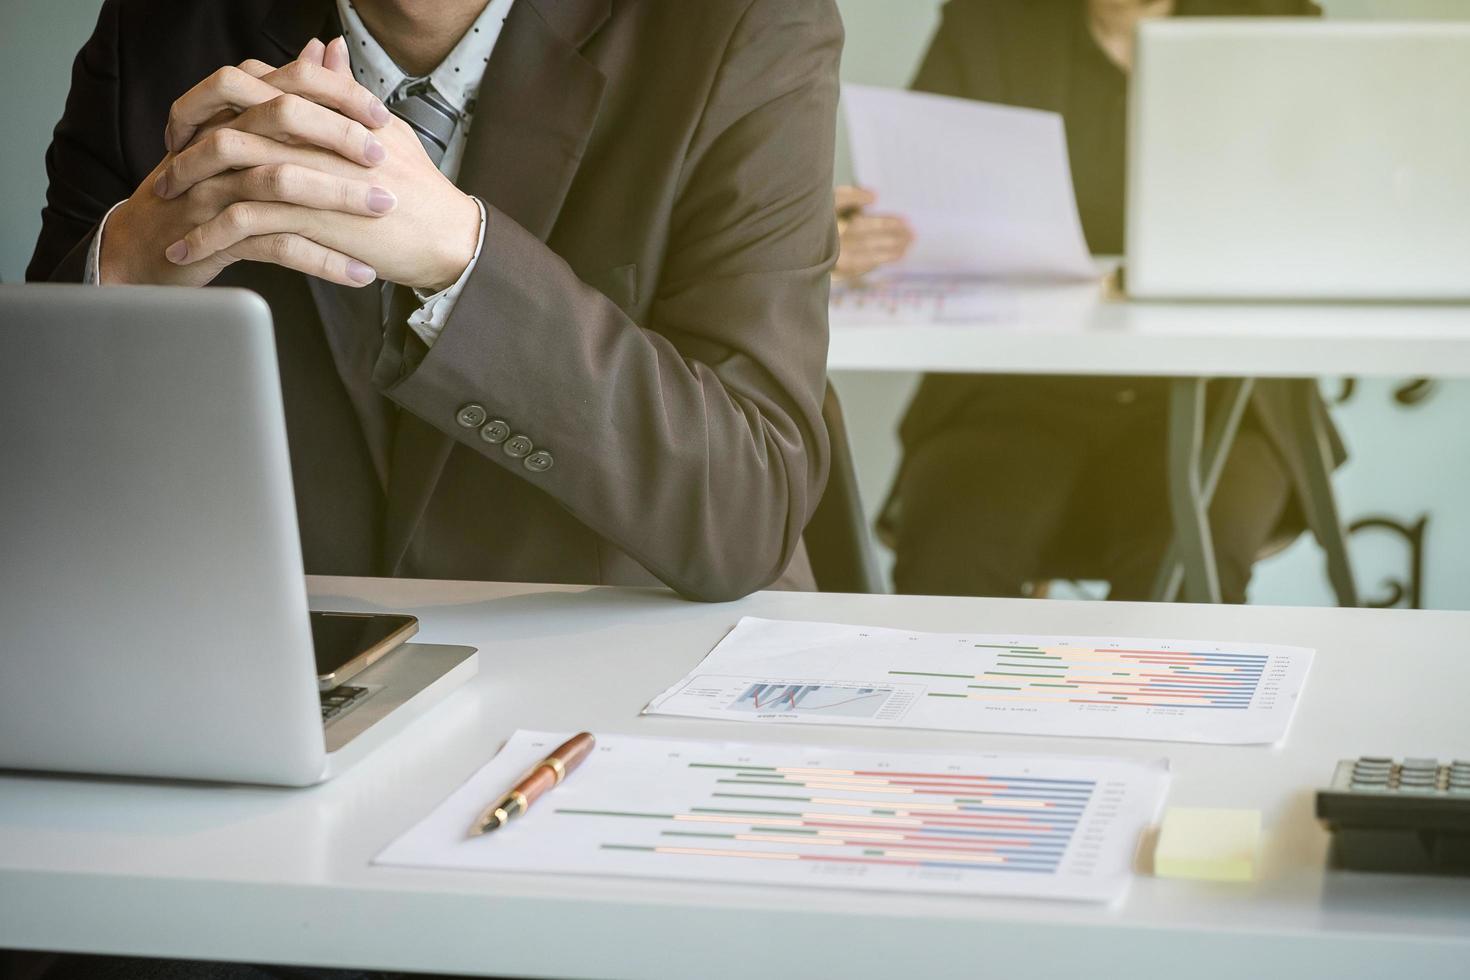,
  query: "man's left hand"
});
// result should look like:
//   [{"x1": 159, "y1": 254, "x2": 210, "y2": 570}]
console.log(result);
[{"x1": 161, "y1": 38, "x2": 481, "y2": 291}]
